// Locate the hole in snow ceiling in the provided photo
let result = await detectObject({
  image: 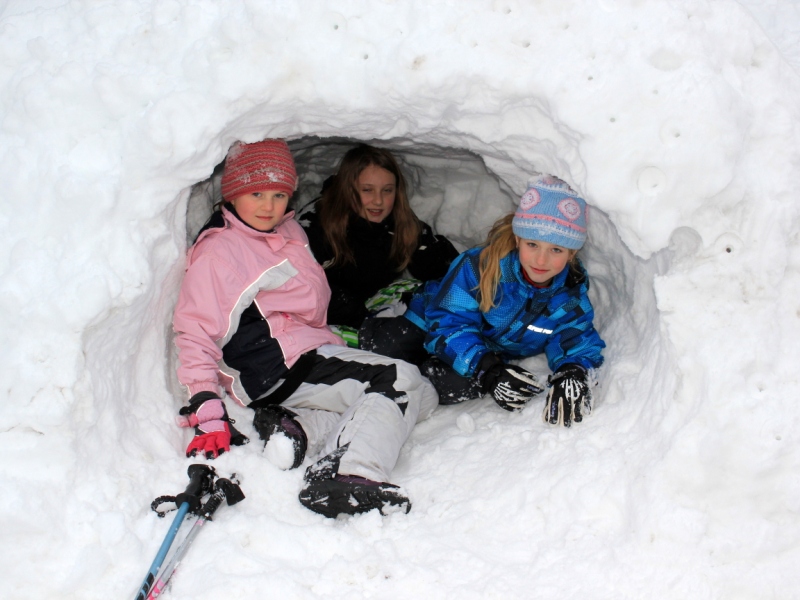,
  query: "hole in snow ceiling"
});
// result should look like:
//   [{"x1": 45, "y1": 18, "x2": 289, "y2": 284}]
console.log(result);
[{"x1": 185, "y1": 136, "x2": 520, "y2": 251}]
